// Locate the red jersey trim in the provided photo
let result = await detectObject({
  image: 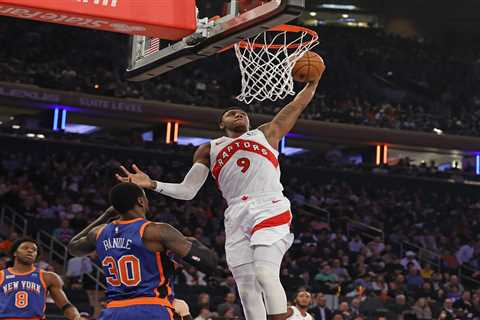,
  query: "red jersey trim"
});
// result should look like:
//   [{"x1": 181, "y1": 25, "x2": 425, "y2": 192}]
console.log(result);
[
  {"x1": 251, "y1": 211, "x2": 292, "y2": 234},
  {"x1": 212, "y1": 139, "x2": 279, "y2": 182}
]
